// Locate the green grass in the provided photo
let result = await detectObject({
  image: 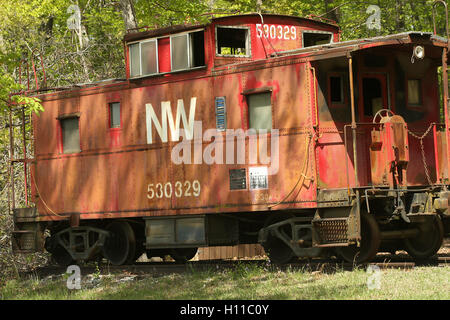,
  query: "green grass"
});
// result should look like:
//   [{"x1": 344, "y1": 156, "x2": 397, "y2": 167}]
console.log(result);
[{"x1": 1, "y1": 264, "x2": 449, "y2": 300}]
